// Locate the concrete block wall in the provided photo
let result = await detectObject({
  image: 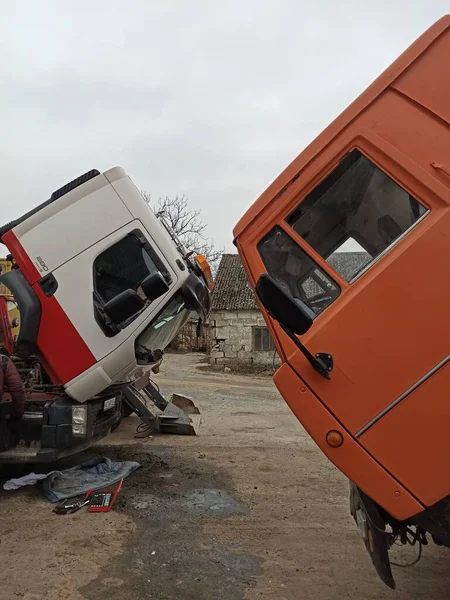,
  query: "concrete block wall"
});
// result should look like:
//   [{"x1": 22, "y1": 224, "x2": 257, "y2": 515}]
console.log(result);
[{"x1": 209, "y1": 309, "x2": 280, "y2": 367}]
